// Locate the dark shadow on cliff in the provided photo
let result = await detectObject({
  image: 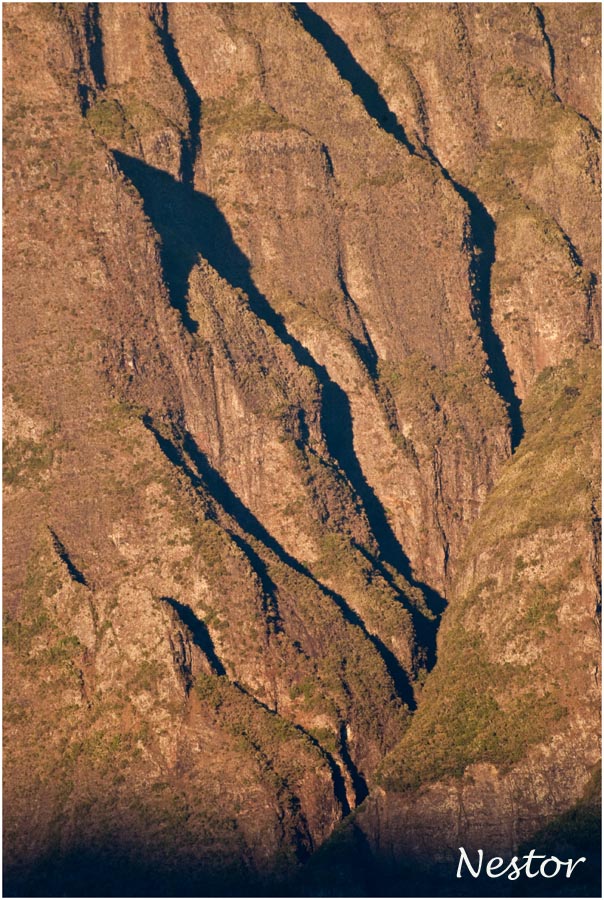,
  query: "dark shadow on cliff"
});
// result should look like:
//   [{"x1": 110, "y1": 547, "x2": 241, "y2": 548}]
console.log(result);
[
  {"x1": 292, "y1": 5, "x2": 524, "y2": 450},
  {"x1": 293, "y1": 3, "x2": 415, "y2": 153},
  {"x1": 160, "y1": 596, "x2": 226, "y2": 676},
  {"x1": 87, "y1": 3, "x2": 105, "y2": 90},
  {"x1": 445, "y1": 171, "x2": 524, "y2": 449},
  {"x1": 3, "y1": 847, "x2": 282, "y2": 898},
  {"x1": 229, "y1": 532, "x2": 283, "y2": 634},
  {"x1": 226, "y1": 681, "x2": 356, "y2": 816},
  {"x1": 296, "y1": 795, "x2": 602, "y2": 896},
  {"x1": 7, "y1": 823, "x2": 600, "y2": 898},
  {"x1": 178, "y1": 425, "x2": 419, "y2": 717},
  {"x1": 114, "y1": 152, "x2": 222, "y2": 333},
  {"x1": 296, "y1": 761, "x2": 602, "y2": 893},
  {"x1": 533, "y1": 5, "x2": 556, "y2": 91},
  {"x1": 322, "y1": 380, "x2": 445, "y2": 669},
  {"x1": 117, "y1": 151, "x2": 443, "y2": 678},
  {"x1": 49, "y1": 529, "x2": 88, "y2": 587},
  {"x1": 153, "y1": 4, "x2": 201, "y2": 187},
  {"x1": 160, "y1": 578, "x2": 355, "y2": 814},
  {"x1": 141, "y1": 414, "x2": 415, "y2": 716},
  {"x1": 337, "y1": 723, "x2": 369, "y2": 807},
  {"x1": 68, "y1": 2, "x2": 104, "y2": 112},
  {"x1": 140, "y1": 415, "x2": 283, "y2": 640}
]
